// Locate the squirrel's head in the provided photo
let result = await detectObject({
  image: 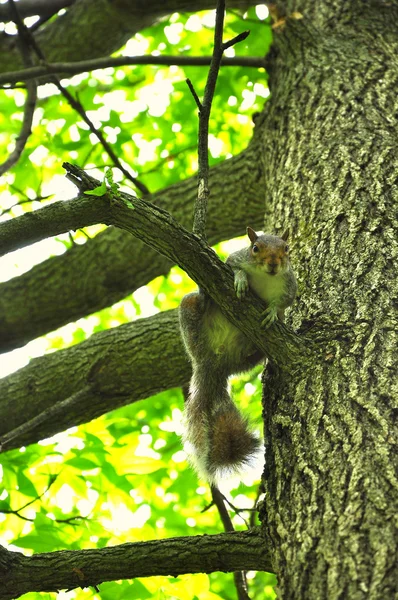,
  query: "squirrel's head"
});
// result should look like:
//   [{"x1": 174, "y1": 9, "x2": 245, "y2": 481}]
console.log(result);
[{"x1": 247, "y1": 226, "x2": 290, "y2": 275}]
